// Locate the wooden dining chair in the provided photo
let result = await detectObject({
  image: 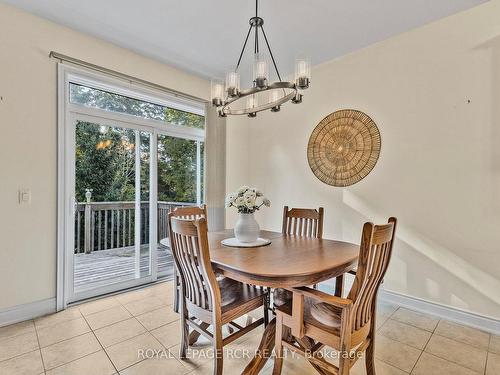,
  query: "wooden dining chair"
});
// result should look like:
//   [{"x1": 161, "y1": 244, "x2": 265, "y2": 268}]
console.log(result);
[
  {"x1": 169, "y1": 205, "x2": 207, "y2": 313},
  {"x1": 169, "y1": 215, "x2": 269, "y2": 375},
  {"x1": 273, "y1": 217, "x2": 397, "y2": 375},
  {"x1": 274, "y1": 206, "x2": 326, "y2": 307},
  {"x1": 282, "y1": 205, "x2": 351, "y2": 298},
  {"x1": 282, "y1": 206, "x2": 324, "y2": 238}
]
